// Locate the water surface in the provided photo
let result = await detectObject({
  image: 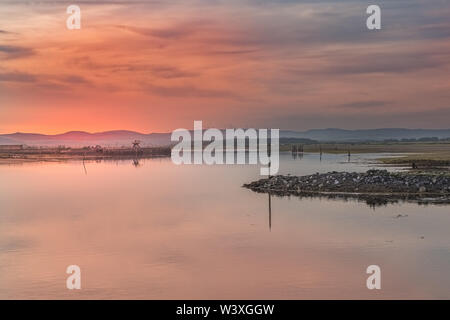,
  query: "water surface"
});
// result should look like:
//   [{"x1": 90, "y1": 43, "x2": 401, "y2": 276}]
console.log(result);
[{"x1": 1, "y1": 153, "x2": 449, "y2": 299}]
